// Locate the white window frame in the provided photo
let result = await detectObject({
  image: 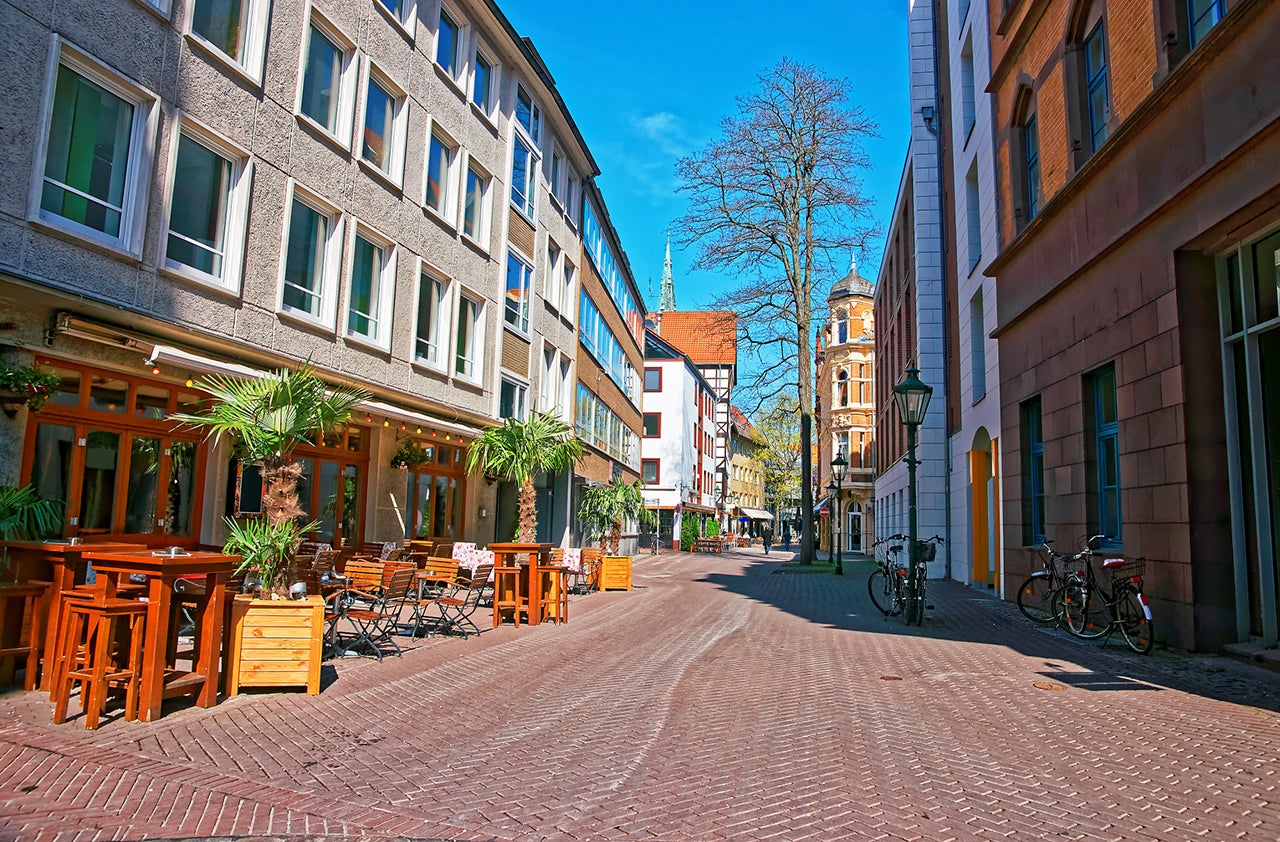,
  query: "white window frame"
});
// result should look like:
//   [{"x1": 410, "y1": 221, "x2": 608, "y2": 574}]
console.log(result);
[
  {"x1": 295, "y1": 10, "x2": 358, "y2": 150},
  {"x1": 504, "y1": 248, "x2": 533, "y2": 335},
  {"x1": 29, "y1": 38, "x2": 159, "y2": 259},
  {"x1": 460, "y1": 154, "x2": 492, "y2": 248},
  {"x1": 453, "y1": 287, "x2": 485, "y2": 385},
  {"x1": 499, "y1": 375, "x2": 529, "y2": 421},
  {"x1": 358, "y1": 59, "x2": 408, "y2": 188},
  {"x1": 160, "y1": 113, "x2": 251, "y2": 295},
  {"x1": 561, "y1": 254, "x2": 577, "y2": 322},
  {"x1": 276, "y1": 180, "x2": 344, "y2": 331},
  {"x1": 134, "y1": 0, "x2": 172, "y2": 18},
  {"x1": 184, "y1": 0, "x2": 271, "y2": 86},
  {"x1": 373, "y1": 0, "x2": 418, "y2": 40},
  {"x1": 422, "y1": 124, "x2": 460, "y2": 227},
  {"x1": 470, "y1": 39, "x2": 499, "y2": 120},
  {"x1": 412, "y1": 262, "x2": 451, "y2": 371},
  {"x1": 515, "y1": 81, "x2": 542, "y2": 148},
  {"x1": 510, "y1": 132, "x2": 537, "y2": 220},
  {"x1": 545, "y1": 238, "x2": 563, "y2": 312},
  {"x1": 540, "y1": 341, "x2": 558, "y2": 414},
  {"x1": 434, "y1": 0, "x2": 468, "y2": 88},
  {"x1": 343, "y1": 221, "x2": 397, "y2": 351},
  {"x1": 548, "y1": 140, "x2": 567, "y2": 207},
  {"x1": 565, "y1": 163, "x2": 581, "y2": 229}
]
